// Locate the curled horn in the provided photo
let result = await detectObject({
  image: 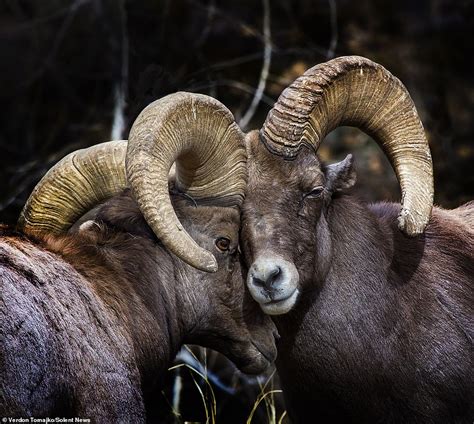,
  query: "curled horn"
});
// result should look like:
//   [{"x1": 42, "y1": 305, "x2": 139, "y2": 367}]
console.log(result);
[
  {"x1": 261, "y1": 56, "x2": 433, "y2": 236},
  {"x1": 126, "y1": 92, "x2": 246, "y2": 273},
  {"x1": 19, "y1": 93, "x2": 246, "y2": 273},
  {"x1": 18, "y1": 141, "x2": 127, "y2": 234}
]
